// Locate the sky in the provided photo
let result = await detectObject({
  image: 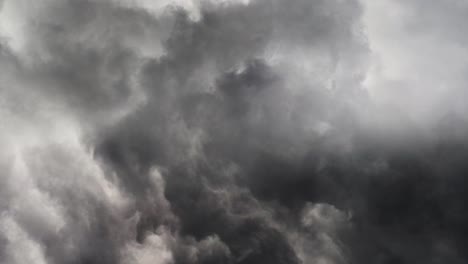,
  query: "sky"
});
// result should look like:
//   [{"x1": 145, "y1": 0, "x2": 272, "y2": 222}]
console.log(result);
[{"x1": 1, "y1": 0, "x2": 468, "y2": 263}]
